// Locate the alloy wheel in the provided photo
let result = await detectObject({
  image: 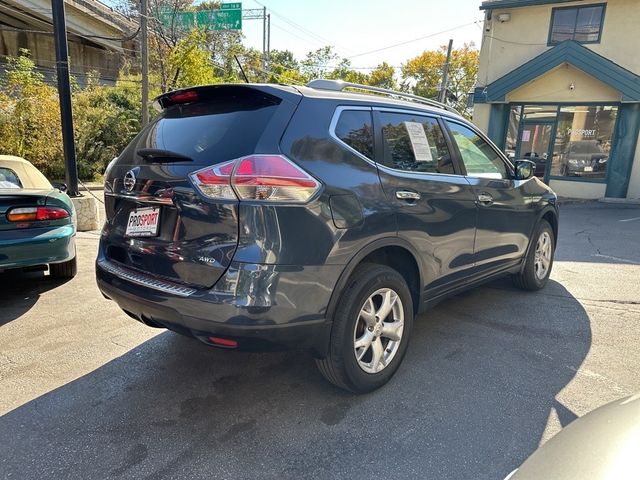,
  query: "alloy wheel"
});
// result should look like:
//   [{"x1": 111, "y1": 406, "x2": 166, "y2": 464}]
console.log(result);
[
  {"x1": 353, "y1": 288, "x2": 404, "y2": 374},
  {"x1": 534, "y1": 231, "x2": 552, "y2": 280}
]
